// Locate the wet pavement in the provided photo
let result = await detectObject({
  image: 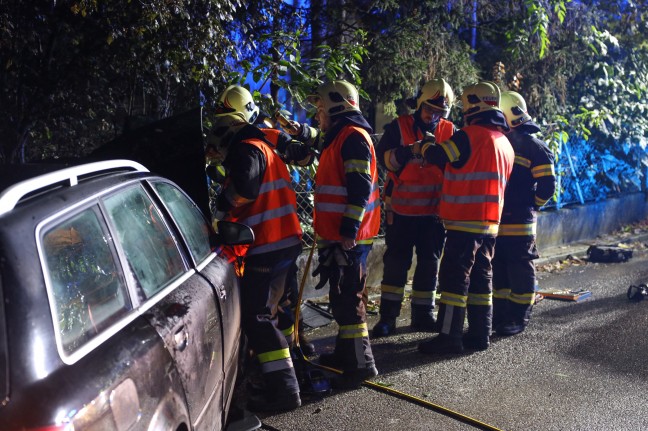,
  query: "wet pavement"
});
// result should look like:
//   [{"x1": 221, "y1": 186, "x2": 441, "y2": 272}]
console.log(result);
[{"x1": 229, "y1": 226, "x2": 648, "y2": 431}]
